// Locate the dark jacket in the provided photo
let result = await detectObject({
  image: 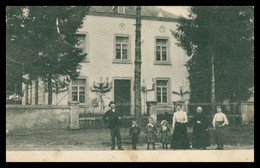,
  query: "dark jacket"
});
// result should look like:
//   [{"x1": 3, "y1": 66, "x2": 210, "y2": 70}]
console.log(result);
[{"x1": 103, "y1": 109, "x2": 122, "y2": 128}]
